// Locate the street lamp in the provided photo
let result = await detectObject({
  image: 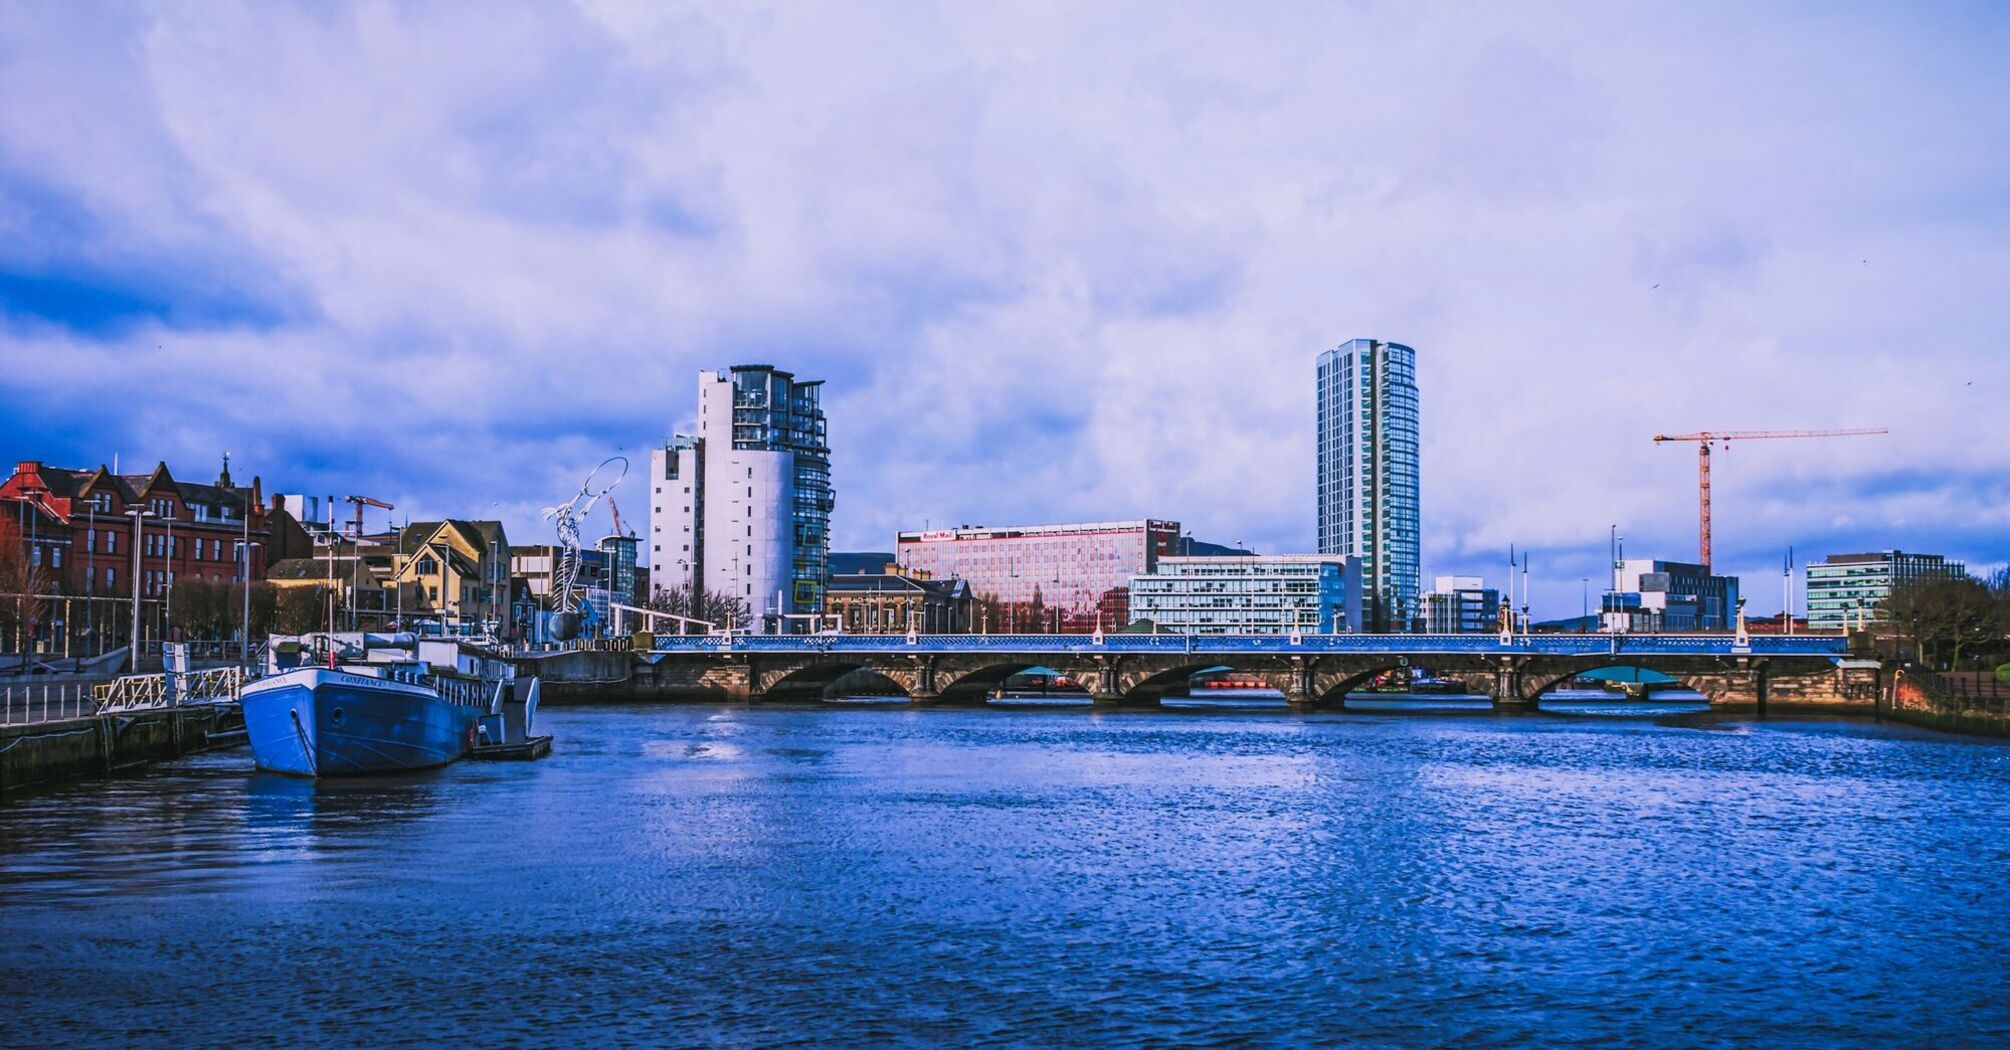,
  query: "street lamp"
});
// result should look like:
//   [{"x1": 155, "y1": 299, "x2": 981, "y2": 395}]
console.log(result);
[
  {"x1": 124, "y1": 508, "x2": 154, "y2": 665},
  {"x1": 163, "y1": 508, "x2": 175, "y2": 642},
  {"x1": 234, "y1": 540, "x2": 261, "y2": 674}
]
